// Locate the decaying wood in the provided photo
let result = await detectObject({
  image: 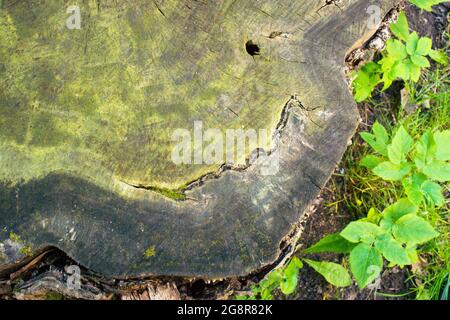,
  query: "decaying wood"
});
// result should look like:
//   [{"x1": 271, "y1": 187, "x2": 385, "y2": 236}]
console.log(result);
[{"x1": 0, "y1": 0, "x2": 400, "y2": 283}]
